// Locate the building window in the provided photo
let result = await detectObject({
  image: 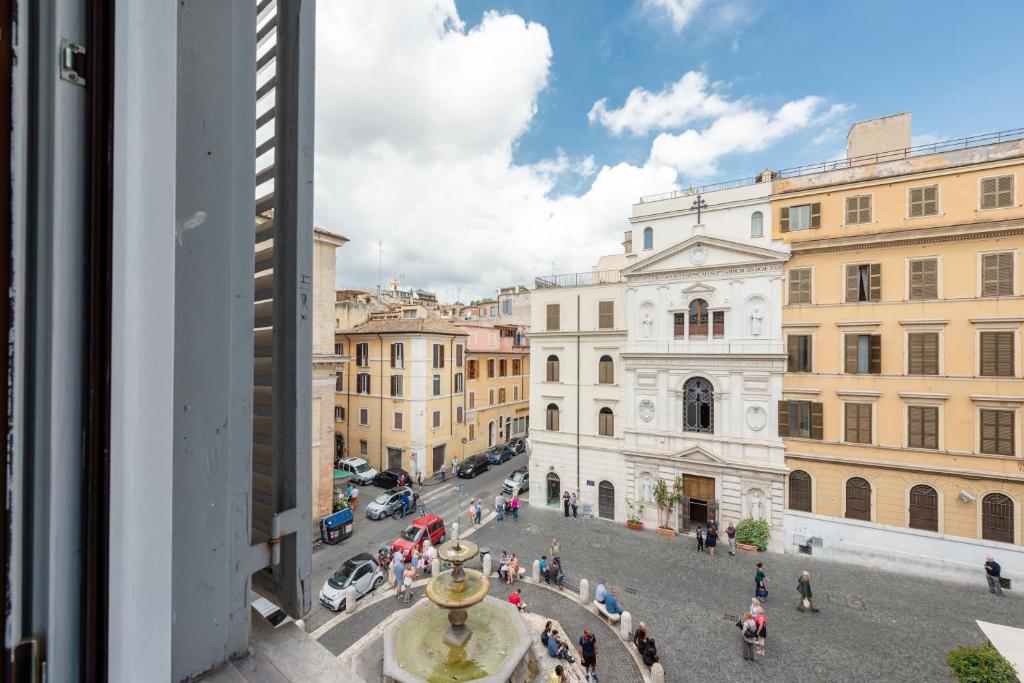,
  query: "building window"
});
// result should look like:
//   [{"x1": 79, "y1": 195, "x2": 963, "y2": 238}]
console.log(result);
[
  {"x1": 780, "y1": 202, "x2": 820, "y2": 232},
  {"x1": 390, "y1": 374, "x2": 403, "y2": 397},
  {"x1": 357, "y1": 373, "x2": 371, "y2": 394},
  {"x1": 487, "y1": 359, "x2": 495, "y2": 378},
  {"x1": 468, "y1": 424, "x2": 475, "y2": 441},
  {"x1": 843, "y1": 334, "x2": 881, "y2": 374},
  {"x1": 908, "y1": 258, "x2": 938, "y2": 300},
  {"x1": 432, "y1": 374, "x2": 442, "y2": 397},
  {"x1": 502, "y1": 299, "x2": 513, "y2": 314},
  {"x1": 683, "y1": 377, "x2": 714, "y2": 434},
  {"x1": 788, "y1": 268, "x2": 812, "y2": 305},
  {"x1": 712, "y1": 311, "x2": 725, "y2": 338},
  {"x1": 598, "y1": 407, "x2": 614, "y2": 436},
  {"x1": 598, "y1": 301, "x2": 614, "y2": 329},
  {"x1": 907, "y1": 406, "x2": 939, "y2": 450},
  {"x1": 499, "y1": 359, "x2": 507, "y2": 377},
  {"x1": 598, "y1": 355, "x2": 614, "y2": 384},
  {"x1": 390, "y1": 342, "x2": 404, "y2": 368},
  {"x1": 909, "y1": 485, "x2": 939, "y2": 532},
  {"x1": 845, "y1": 195, "x2": 872, "y2": 225},
  {"x1": 335, "y1": 375, "x2": 344, "y2": 391},
  {"x1": 468, "y1": 359, "x2": 478, "y2": 380},
  {"x1": 643, "y1": 227, "x2": 653, "y2": 250},
  {"x1": 512, "y1": 359, "x2": 521, "y2": 375},
  {"x1": 358, "y1": 407, "x2": 369, "y2": 426},
  {"x1": 907, "y1": 333, "x2": 939, "y2": 375},
  {"x1": 498, "y1": 388, "x2": 506, "y2": 404},
  {"x1": 454, "y1": 372, "x2": 464, "y2": 394},
  {"x1": 393, "y1": 412, "x2": 404, "y2": 430},
  {"x1": 750, "y1": 211, "x2": 763, "y2": 237},
  {"x1": 359, "y1": 440, "x2": 368, "y2": 455},
  {"x1": 546, "y1": 303, "x2": 560, "y2": 331},
  {"x1": 982, "y1": 493, "x2": 1015, "y2": 543},
  {"x1": 981, "y1": 174, "x2": 1014, "y2": 210},
  {"x1": 432, "y1": 410, "x2": 441, "y2": 429},
  {"x1": 334, "y1": 406, "x2": 345, "y2": 420},
  {"x1": 980, "y1": 409, "x2": 1015, "y2": 456},
  {"x1": 844, "y1": 403, "x2": 873, "y2": 444},
  {"x1": 456, "y1": 406, "x2": 464, "y2": 424},
  {"x1": 845, "y1": 477, "x2": 872, "y2": 521},
  {"x1": 778, "y1": 400, "x2": 823, "y2": 439},
  {"x1": 402, "y1": 309, "x2": 416, "y2": 319},
  {"x1": 786, "y1": 335, "x2": 812, "y2": 373},
  {"x1": 689, "y1": 299, "x2": 709, "y2": 339},
  {"x1": 788, "y1": 470, "x2": 812, "y2": 512},
  {"x1": 335, "y1": 342, "x2": 344, "y2": 355},
  {"x1": 980, "y1": 331, "x2": 1015, "y2": 377},
  {"x1": 673, "y1": 312, "x2": 685, "y2": 338},
  {"x1": 488, "y1": 389, "x2": 494, "y2": 405},
  {"x1": 456, "y1": 344, "x2": 464, "y2": 367},
  {"x1": 546, "y1": 403, "x2": 560, "y2": 431},
  {"x1": 546, "y1": 354, "x2": 560, "y2": 382},
  {"x1": 432, "y1": 343, "x2": 445, "y2": 368},
  {"x1": 908, "y1": 185, "x2": 938, "y2": 218},
  {"x1": 982, "y1": 252, "x2": 1015, "y2": 297},
  {"x1": 468, "y1": 391, "x2": 475, "y2": 409},
  {"x1": 356, "y1": 342, "x2": 369, "y2": 367},
  {"x1": 845, "y1": 263, "x2": 881, "y2": 302}
]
